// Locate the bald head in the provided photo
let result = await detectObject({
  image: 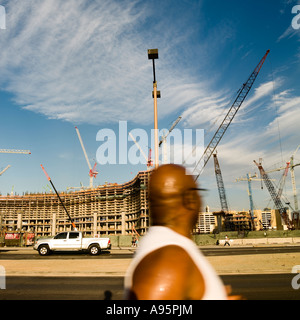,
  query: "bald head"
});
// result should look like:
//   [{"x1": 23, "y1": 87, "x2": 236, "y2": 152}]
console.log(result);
[{"x1": 149, "y1": 164, "x2": 201, "y2": 230}]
